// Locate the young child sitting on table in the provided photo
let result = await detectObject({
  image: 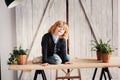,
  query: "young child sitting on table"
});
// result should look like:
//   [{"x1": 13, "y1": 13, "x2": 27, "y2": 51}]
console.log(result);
[{"x1": 41, "y1": 20, "x2": 71, "y2": 66}]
